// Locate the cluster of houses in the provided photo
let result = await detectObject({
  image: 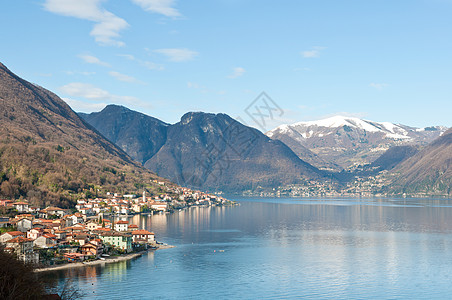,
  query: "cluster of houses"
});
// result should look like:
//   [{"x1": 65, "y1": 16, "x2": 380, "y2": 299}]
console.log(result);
[
  {"x1": 0, "y1": 186, "x2": 233, "y2": 264},
  {"x1": 0, "y1": 200, "x2": 156, "y2": 265},
  {"x1": 75, "y1": 189, "x2": 232, "y2": 216}
]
